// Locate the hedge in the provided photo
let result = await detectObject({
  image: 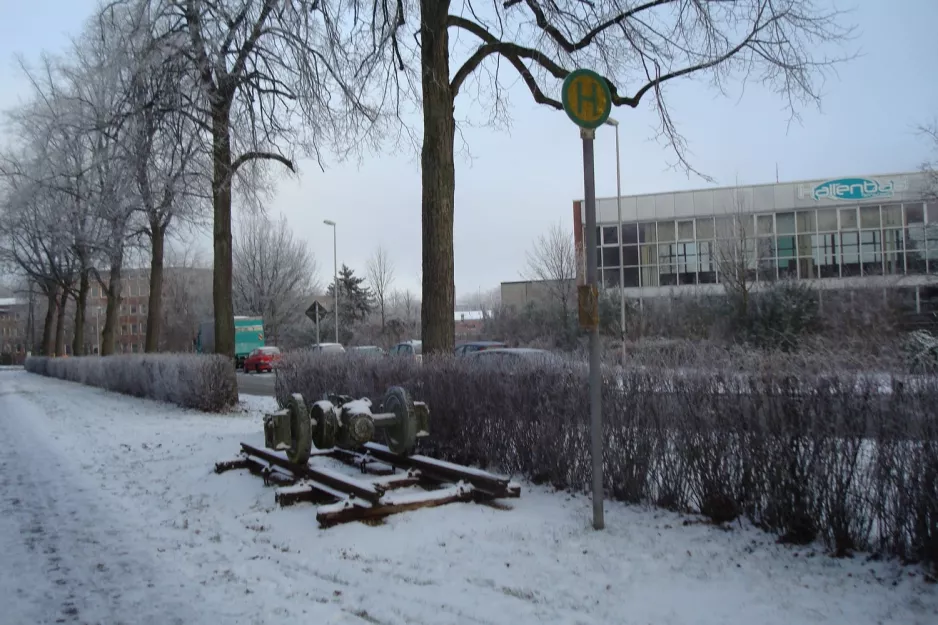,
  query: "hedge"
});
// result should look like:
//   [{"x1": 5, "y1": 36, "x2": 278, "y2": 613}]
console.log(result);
[
  {"x1": 275, "y1": 351, "x2": 938, "y2": 569},
  {"x1": 25, "y1": 354, "x2": 238, "y2": 412}
]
